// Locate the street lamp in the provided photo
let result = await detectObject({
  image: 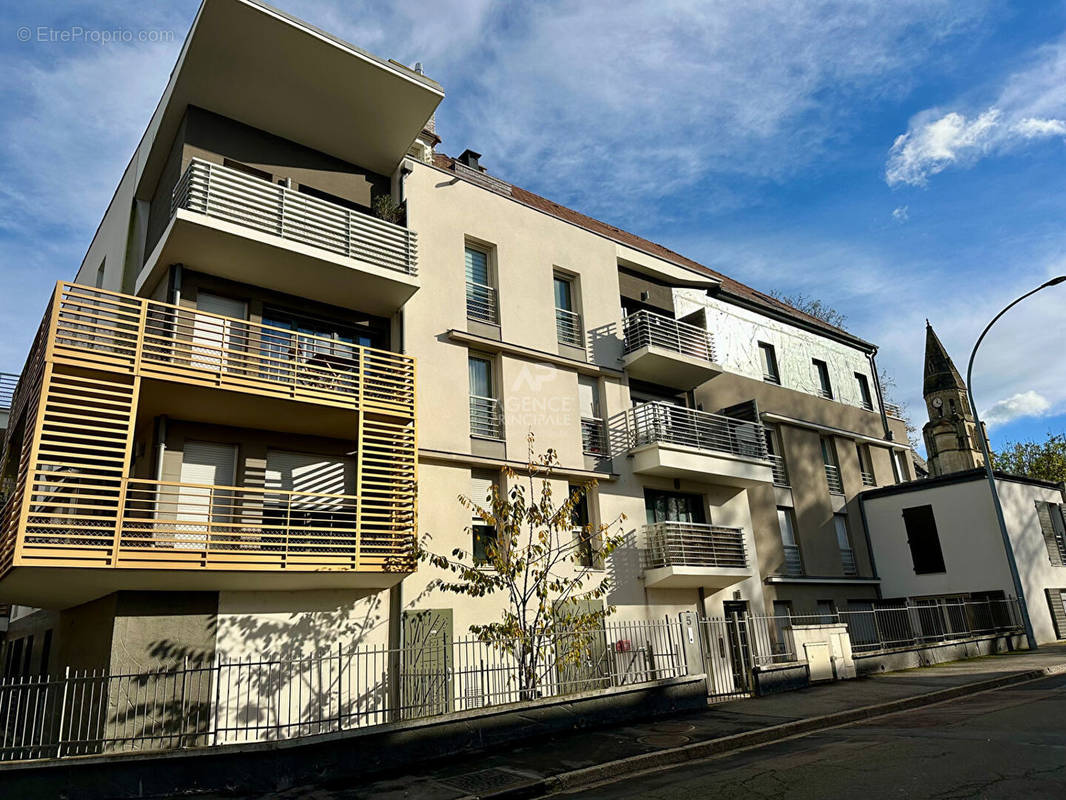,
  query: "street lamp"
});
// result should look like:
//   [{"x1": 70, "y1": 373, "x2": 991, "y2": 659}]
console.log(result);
[{"x1": 966, "y1": 275, "x2": 1066, "y2": 651}]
